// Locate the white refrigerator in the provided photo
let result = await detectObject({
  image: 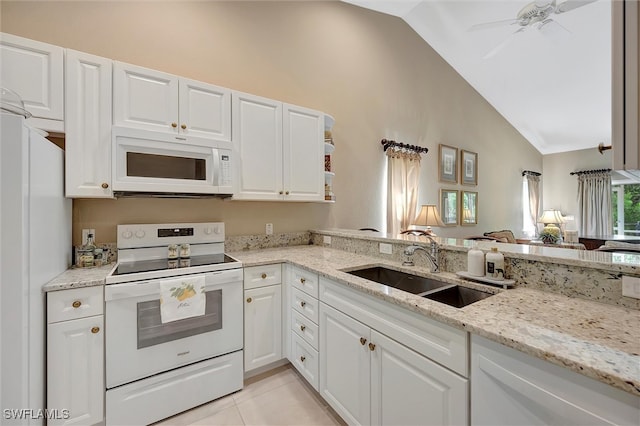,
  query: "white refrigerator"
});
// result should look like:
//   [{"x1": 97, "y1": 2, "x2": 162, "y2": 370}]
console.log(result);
[{"x1": 0, "y1": 112, "x2": 72, "y2": 424}]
